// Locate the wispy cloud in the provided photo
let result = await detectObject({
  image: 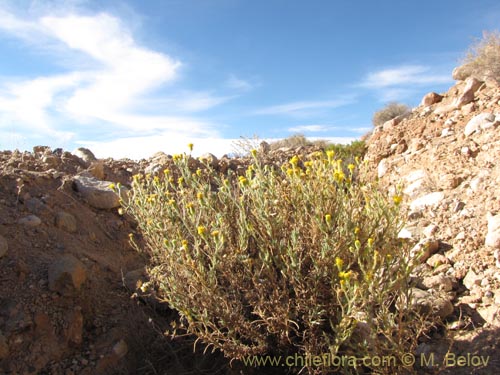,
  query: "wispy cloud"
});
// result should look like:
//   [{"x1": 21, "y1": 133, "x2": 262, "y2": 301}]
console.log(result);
[
  {"x1": 360, "y1": 65, "x2": 451, "y2": 89},
  {"x1": 226, "y1": 74, "x2": 254, "y2": 91},
  {"x1": 254, "y1": 98, "x2": 355, "y2": 116},
  {"x1": 0, "y1": 6, "x2": 225, "y2": 151}
]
